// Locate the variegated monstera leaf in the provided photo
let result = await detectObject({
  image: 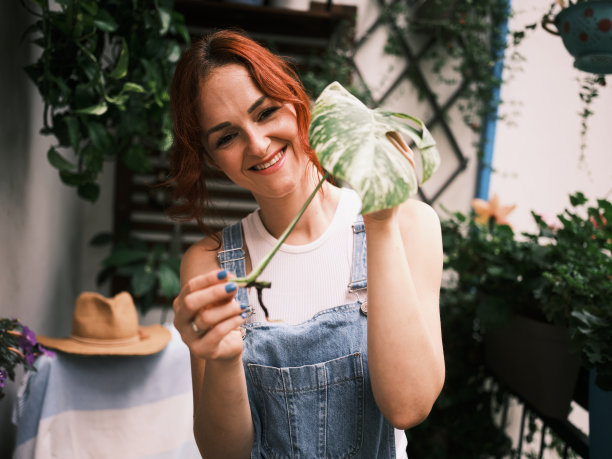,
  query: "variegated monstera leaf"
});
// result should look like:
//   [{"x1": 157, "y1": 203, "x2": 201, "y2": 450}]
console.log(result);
[{"x1": 309, "y1": 82, "x2": 440, "y2": 214}]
